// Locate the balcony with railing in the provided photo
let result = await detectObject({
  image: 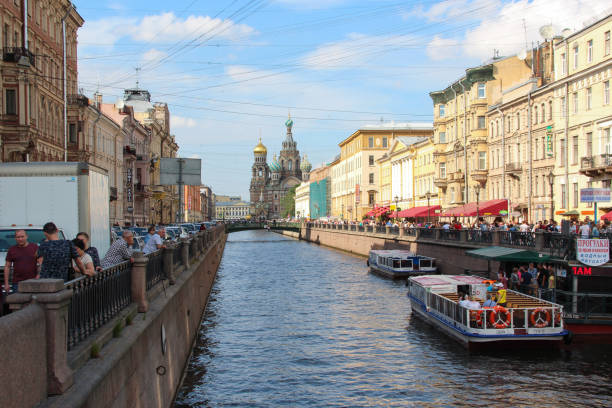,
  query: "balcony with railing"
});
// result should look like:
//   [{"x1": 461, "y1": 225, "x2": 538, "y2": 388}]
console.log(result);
[
  {"x1": 505, "y1": 162, "x2": 522, "y2": 178},
  {"x1": 580, "y1": 154, "x2": 612, "y2": 178},
  {"x1": 2, "y1": 47, "x2": 35, "y2": 66}
]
